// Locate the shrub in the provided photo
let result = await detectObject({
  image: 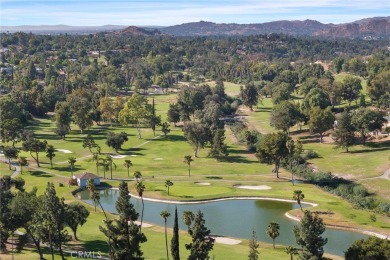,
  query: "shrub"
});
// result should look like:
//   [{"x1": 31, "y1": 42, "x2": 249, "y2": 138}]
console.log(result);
[
  {"x1": 68, "y1": 178, "x2": 77, "y2": 186},
  {"x1": 304, "y1": 150, "x2": 319, "y2": 159},
  {"x1": 58, "y1": 182, "x2": 64, "y2": 187}
]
